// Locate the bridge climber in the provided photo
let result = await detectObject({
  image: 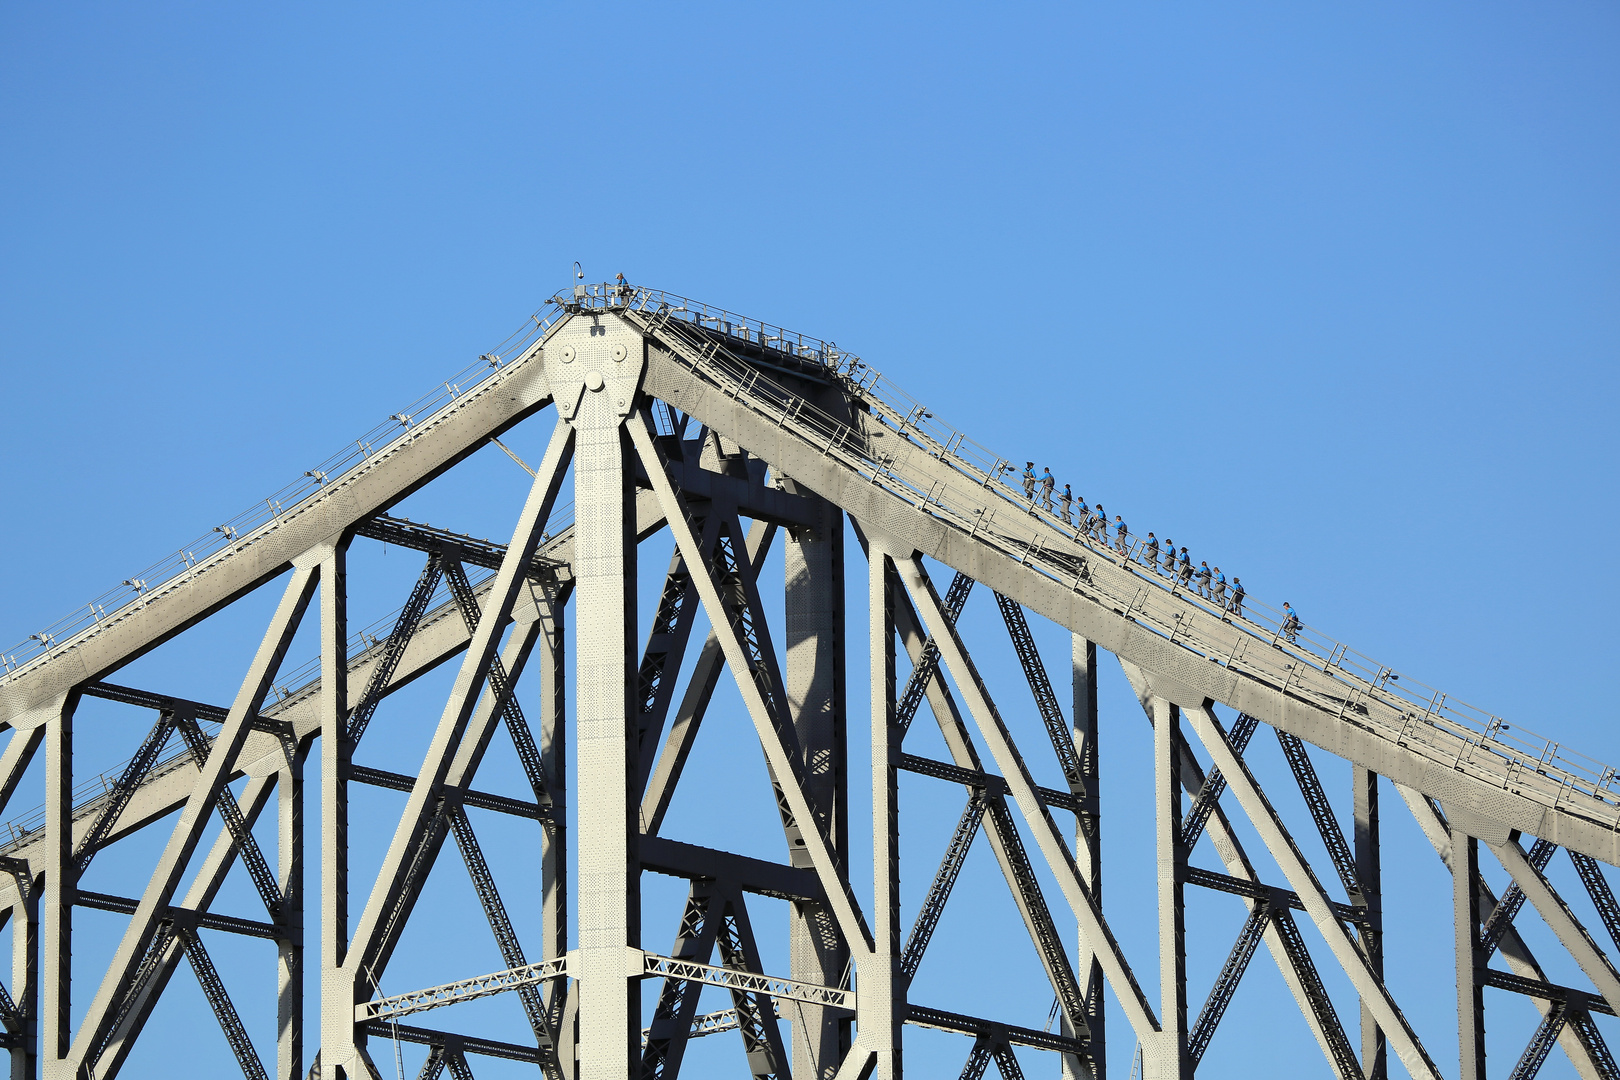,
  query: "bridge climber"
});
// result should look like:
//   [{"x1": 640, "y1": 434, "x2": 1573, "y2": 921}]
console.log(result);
[{"x1": 0, "y1": 281, "x2": 1617, "y2": 1080}]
